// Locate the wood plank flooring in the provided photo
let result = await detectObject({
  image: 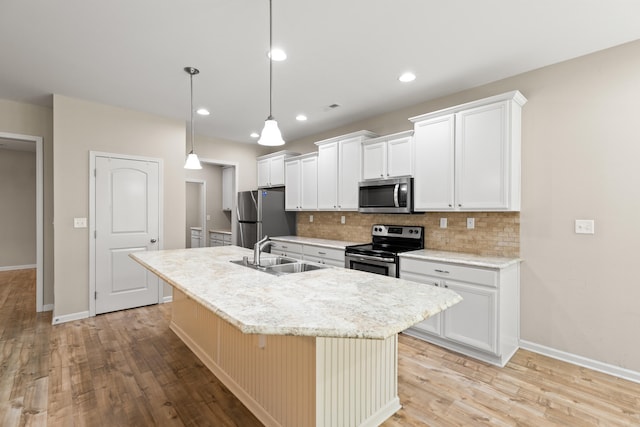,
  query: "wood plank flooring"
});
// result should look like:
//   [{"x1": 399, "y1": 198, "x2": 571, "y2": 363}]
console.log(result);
[{"x1": 1, "y1": 269, "x2": 639, "y2": 426}]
